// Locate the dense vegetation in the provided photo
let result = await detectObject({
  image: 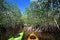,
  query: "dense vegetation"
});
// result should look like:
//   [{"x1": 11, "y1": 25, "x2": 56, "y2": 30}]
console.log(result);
[
  {"x1": 22, "y1": 0, "x2": 60, "y2": 27},
  {"x1": 0, "y1": 0, "x2": 24, "y2": 40},
  {"x1": 0, "y1": 0, "x2": 60, "y2": 40}
]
